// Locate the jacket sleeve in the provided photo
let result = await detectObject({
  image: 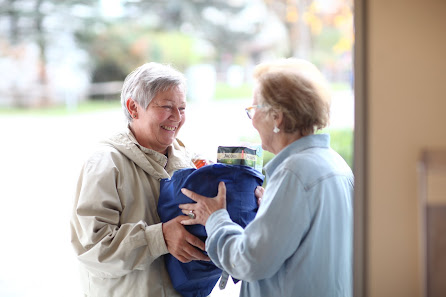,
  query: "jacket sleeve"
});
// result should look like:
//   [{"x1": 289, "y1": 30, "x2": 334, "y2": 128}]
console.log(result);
[
  {"x1": 70, "y1": 150, "x2": 168, "y2": 278},
  {"x1": 205, "y1": 167, "x2": 311, "y2": 282}
]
